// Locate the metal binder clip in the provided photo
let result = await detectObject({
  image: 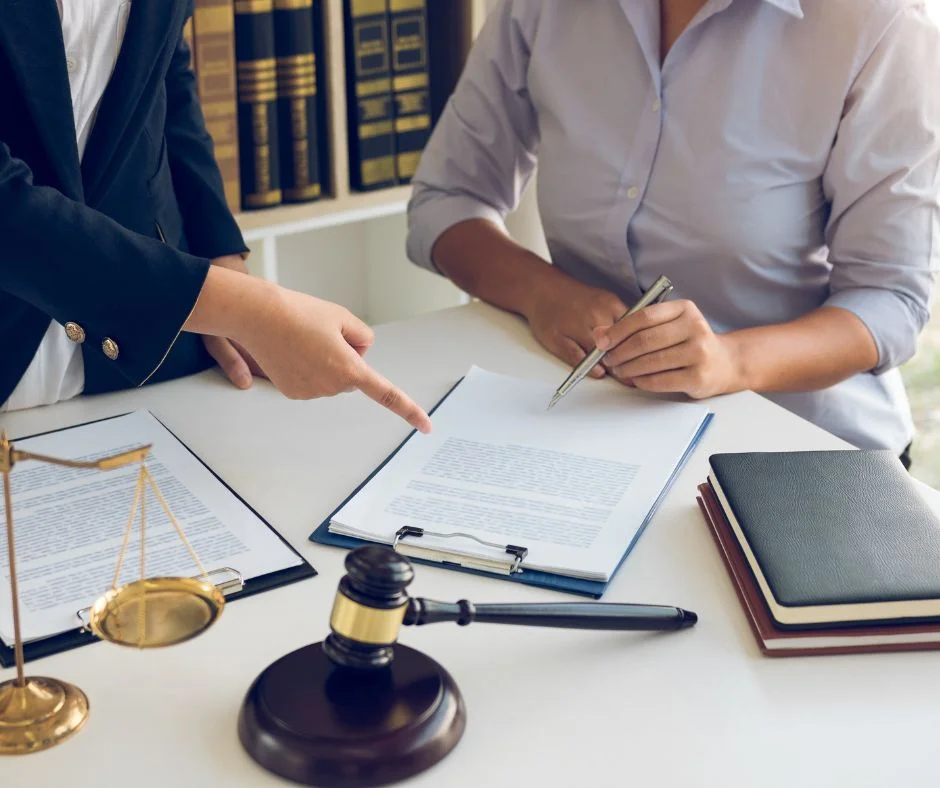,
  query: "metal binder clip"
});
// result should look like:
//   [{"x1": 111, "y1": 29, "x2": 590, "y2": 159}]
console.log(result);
[
  {"x1": 392, "y1": 526, "x2": 528, "y2": 576},
  {"x1": 75, "y1": 566, "x2": 245, "y2": 631}
]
